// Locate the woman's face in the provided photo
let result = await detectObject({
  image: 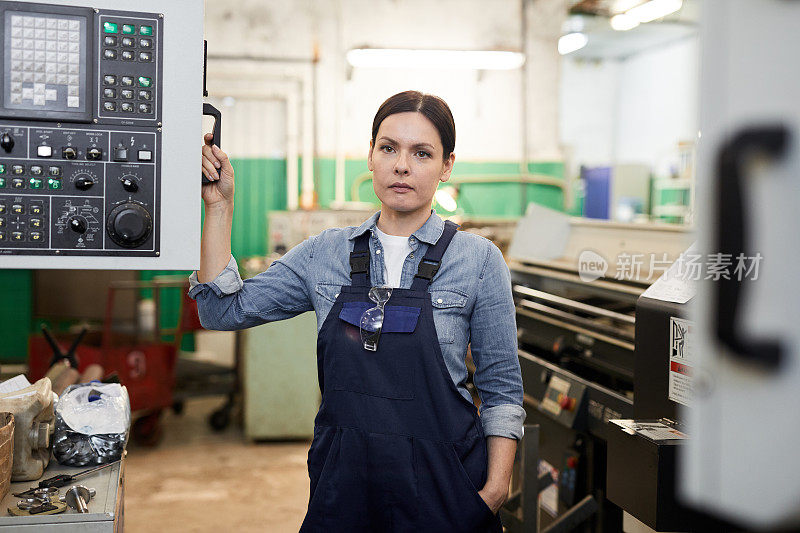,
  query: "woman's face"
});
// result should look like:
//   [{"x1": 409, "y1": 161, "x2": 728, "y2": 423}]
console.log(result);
[{"x1": 368, "y1": 112, "x2": 454, "y2": 215}]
